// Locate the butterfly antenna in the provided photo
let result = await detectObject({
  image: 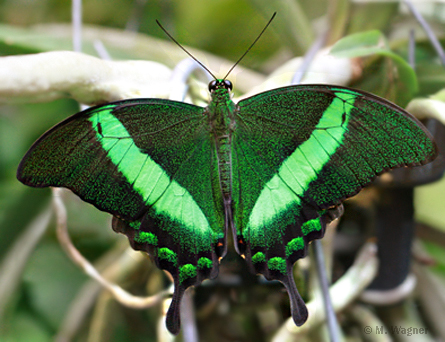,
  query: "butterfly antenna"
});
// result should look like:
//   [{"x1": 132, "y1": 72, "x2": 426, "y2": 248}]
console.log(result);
[
  {"x1": 156, "y1": 19, "x2": 218, "y2": 80},
  {"x1": 222, "y1": 12, "x2": 276, "y2": 80}
]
